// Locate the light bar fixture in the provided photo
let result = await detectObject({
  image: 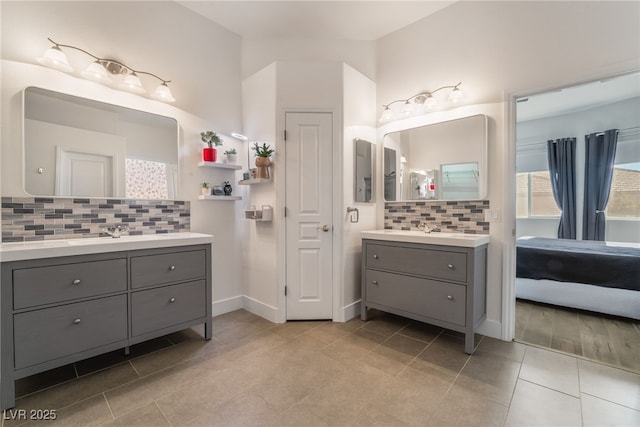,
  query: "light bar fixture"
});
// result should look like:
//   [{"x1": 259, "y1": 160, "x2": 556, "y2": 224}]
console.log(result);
[
  {"x1": 36, "y1": 37, "x2": 176, "y2": 103},
  {"x1": 379, "y1": 82, "x2": 464, "y2": 123}
]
